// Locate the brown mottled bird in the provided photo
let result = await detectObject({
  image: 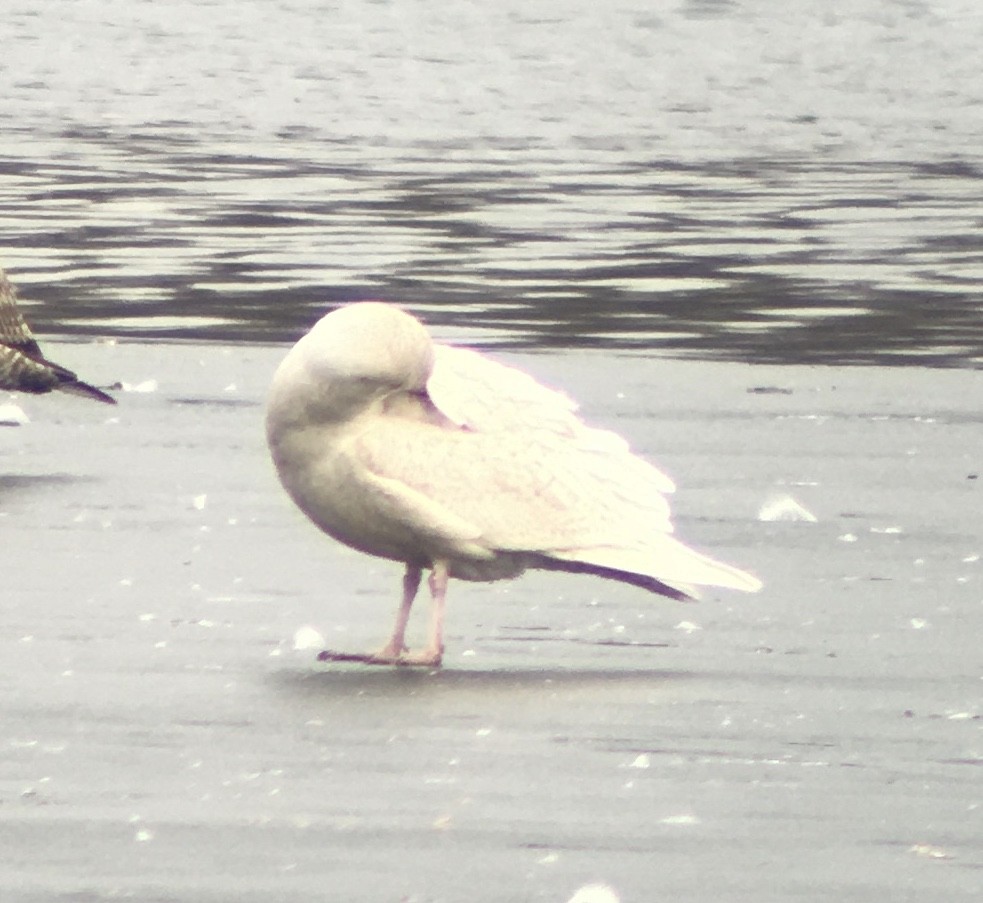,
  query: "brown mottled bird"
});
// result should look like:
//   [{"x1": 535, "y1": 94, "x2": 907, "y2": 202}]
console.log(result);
[{"x1": 0, "y1": 268, "x2": 116, "y2": 405}]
